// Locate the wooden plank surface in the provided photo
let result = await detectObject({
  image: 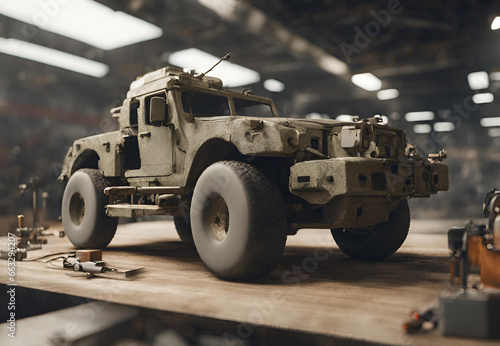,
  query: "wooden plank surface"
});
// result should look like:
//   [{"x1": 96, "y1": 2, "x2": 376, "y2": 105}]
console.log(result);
[{"x1": 0, "y1": 219, "x2": 496, "y2": 345}]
